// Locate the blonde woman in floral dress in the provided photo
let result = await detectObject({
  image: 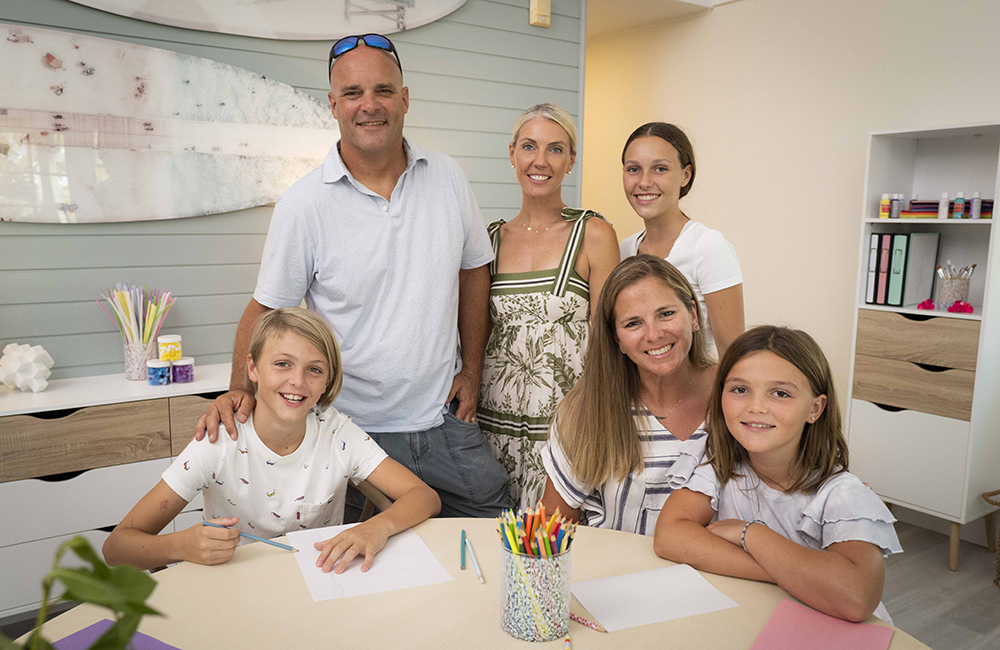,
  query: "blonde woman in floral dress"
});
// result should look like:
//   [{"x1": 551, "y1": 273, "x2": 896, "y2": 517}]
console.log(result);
[{"x1": 477, "y1": 104, "x2": 620, "y2": 509}]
